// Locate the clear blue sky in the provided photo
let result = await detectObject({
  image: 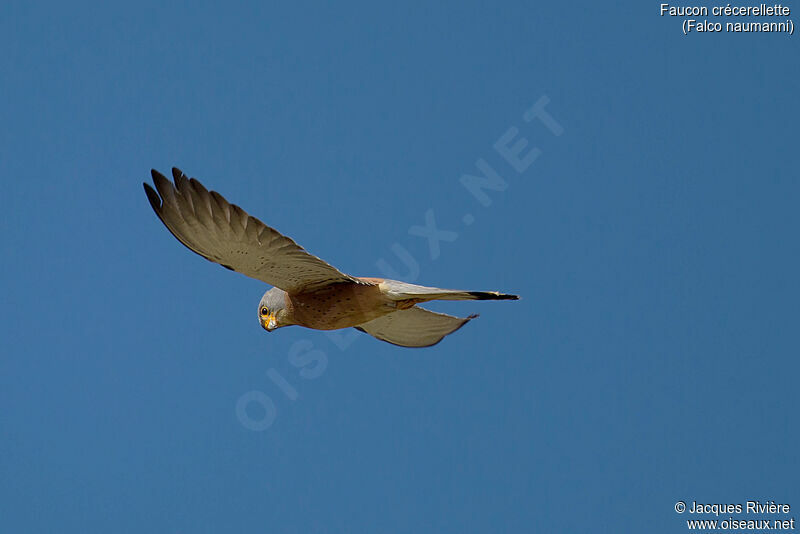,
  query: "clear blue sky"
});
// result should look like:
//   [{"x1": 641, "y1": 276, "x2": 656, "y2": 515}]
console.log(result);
[{"x1": 1, "y1": 2, "x2": 797, "y2": 532}]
